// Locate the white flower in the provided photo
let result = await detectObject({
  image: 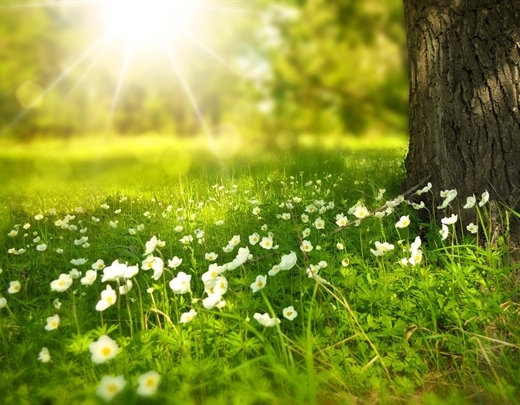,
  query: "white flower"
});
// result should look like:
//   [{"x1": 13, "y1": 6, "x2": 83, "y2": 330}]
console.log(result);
[
  {"x1": 7, "y1": 229, "x2": 18, "y2": 237},
  {"x1": 416, "y1": 182, "x2": 432, "y2": 195},
  {"x1": 53, "y1": 298, "x2": 61, "y2": 309},
  {"x1": 95, "y1": 285, "x2": 117, "y2": 311},
  {"x1": 437, "y1": 189, "x2": 457, "y2": 209},
  {"x1": 301, "y1": 214, "x2": 309, "y2": 223},
  {"x1": 441, "y1": 214, "x2": 458, "y2": 225},
  {"x1": 302, "y1": 227, "x2": 311, "y2": 237},
  {"x1": 102, "y1": 260, "x2": 129, "y2": 282},
  {"x1": 306, "y1": 264, "x2": 320, "y2": 278},
  {"x1": 439, "y1": 224, "x2": 449, "y2": 240},
  {"x1": 208, "y1": 276, "x2": 228, "y2": 295},
  {"x1": 252, "y1": 207, "x2": 261, "y2": 215},
  {"x1": 34, "y1": 214, "x2": 44, "y2": 221},
  {"x1": 96, "y1": 375, "x2": 126, "y2": 401},
  {"x1": 259, "y1": 236, "x2": 274, "y2": 250},
  {"x1": 8, "y1": 280, "x2": 21, "y2": 294},
  {"x1": 479, "y1": 190, "x2": 489, "y2": 207},
  {"x1": 145, "y1": 256, "x2": 164, "y2": 280},
  {"x1": 36, "y1": 243, "x2": 47, "y2": 252},
  {"x1": 44, "y1": 314, "x2": 60, "y2": 331},
  {"x1": 370, "y1": 241, "x2": 394, "y2": 257},
  {"x1": 253, "y1": 312, "x2": 280, "y2": 327},
  {"x1": 69, "y1": 269, "x2": 81, "y2": 279},
  {"x1": 408, "y1": 249, "x2": 423, "y2": 266},
  {"x1": 250, "y1": 275, "x2": 267, "y2": 293},
  {"x1": 341, "y1": 258, "x2": 350, "y2": 267},
  {"x1": 227, "y1": 247, "x2": 250, "y2": 270},
  {"x1": 466, "y1": 223, "x2": 479, "y2": 234},
  {"x1": 278, "y1": 251, "x2": 297, "y2": 271},
  {"x1": 281, "y1": 213, "x2": 291, "y2": 220},
  {"x1": 300, "y1": 240, "x2": 313, "y2": 252},
  {"x1": 305, "y1": 204, "x2": 317, "y2": 213},
  {"x1": 167, "y1": 256, "x2": 183, "y2": 268},
  {"x1": 268, "y1": 265, "x2": 281, "y2": 276},
  {"x1": 91, "y1": 259, "x2": 105, "y2": 270},
  {"x1": 169, "y1": 272, "x2": 192, "y2": 294},
  {"x1": 410, "y1": 236, "x2": 422, "y2": 251},
  {"x1": 109, "y1": 221, "x2": 118, "y2": 228},
  {"x1": 89, "y1": 335, "x2": 119, "y2": 364},
  {"x1": 202, "y1": 293, "x2": 223, "y2": 310},
  {"x1": 249, "y1": 233, "x2": 260, "y2": 245},
  {"x1": 352, "y1": 204, "x2": 370, "y2": 219},
  {"x1": 50, "y1": 274, "x2": 73, "y2": 292},
  {"x1": 395, "y1": 215, "x2": 410, "y2": 229},
  {"x1": 463, "y1": 195, "x2": 476, "y2": 209},
  {"x1": 228, "y1": 235, "x2": 241, "y2": 246},
  {"x1": 335, "y1": 213, "x2": 348, "y2": 227},
  {"x1": 119, "y1": 279, "x2": 133, "y2": 295},
  {"x1": 38, "y1": 347, "x2": 51, "y2": 363},
  {"x1": 179, "y1": 235, "x2": 193, "y2": 245},
  {"x1": 202, "y1": 263, "x2": 225, "y2": 284},
  {"x1": 204, "y1": 252, "x2": 218, "y2": 261},
  {"x1": 91, "y1": 216, "x2": 100, "y2": 222},
  {"x1": 313, "y1": 217, "x2": 325, "y2": 229},
  {"x1": 144, "y1": 235, "x2": 159, "y2": 255},
  {"x1": 179, "y1": 309, "x2": 197, "y2": 324},
  {"x1": 282, "y1": 306, "x2": 298, "y2": 320},
  {"x1": 70, "y1": 258, "x2": 87, "y2": 266},
  {"x1": 137, "y1": 370, "x2": 161, "y2": 397}
]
